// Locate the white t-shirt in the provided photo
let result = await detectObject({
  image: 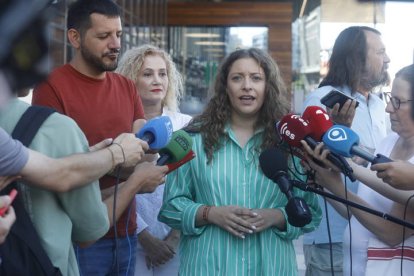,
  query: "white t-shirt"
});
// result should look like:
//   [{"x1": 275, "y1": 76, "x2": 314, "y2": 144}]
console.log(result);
[{"x1": 135, "y1": 108, "x2": 192, "y2": 238}]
